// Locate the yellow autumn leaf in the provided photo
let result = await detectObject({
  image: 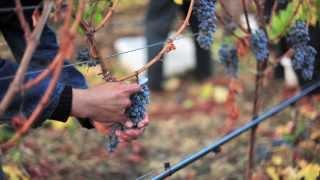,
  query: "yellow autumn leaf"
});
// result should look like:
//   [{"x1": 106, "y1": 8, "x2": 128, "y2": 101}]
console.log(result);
[
  {"x1": 3, "y1": 164, "x2": 29, "y2": 180},
  {"x1": 297, "y1": 164, "x2": 320, "y2": 180},
  {"x1": 48, "y1": 117, "x2": 76, "y2": 130},
  {"x1": 199, "y1": 83, "x2": 215, "y2": 100},
  {"x1": 174, "y1": 0, "x2": 184, "y2": 5},
  {"x1": 266, "y1": 166, "x2": 280, "y2": 180},
  {"x1": 213, "y1": 86, "x2": 228, "y2": 104},
  {"x1": 272, "y1": 156, "x2": 283, "y2": 166}
]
